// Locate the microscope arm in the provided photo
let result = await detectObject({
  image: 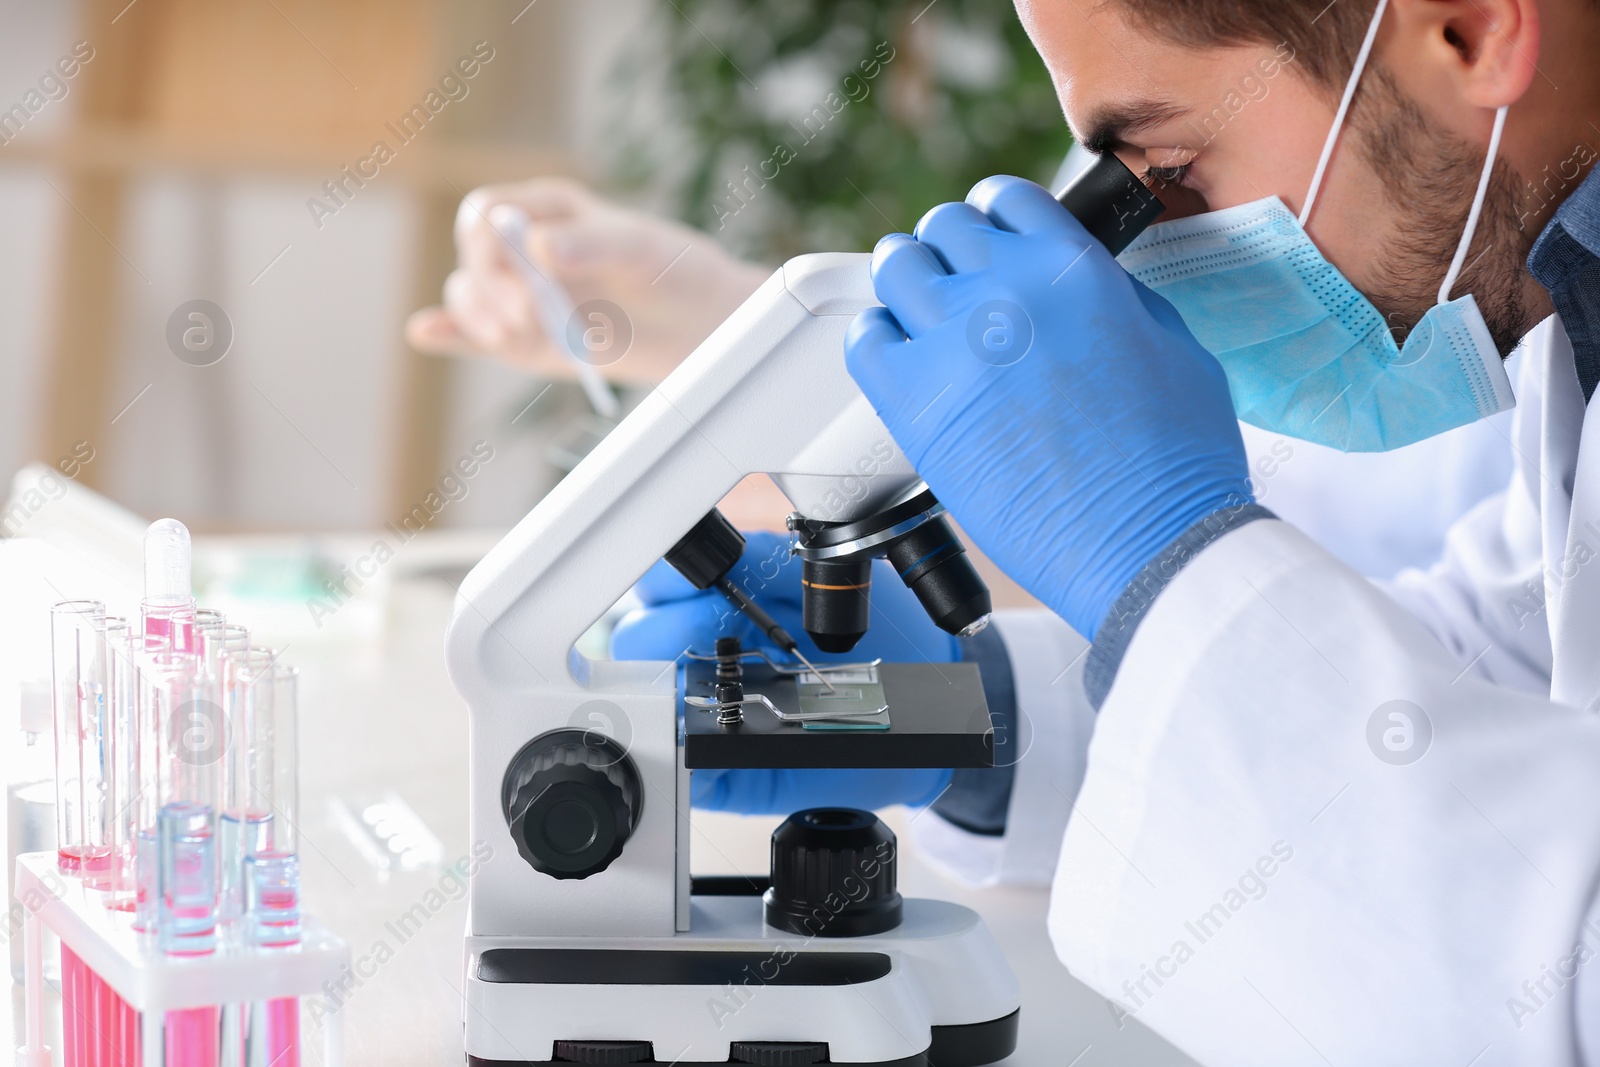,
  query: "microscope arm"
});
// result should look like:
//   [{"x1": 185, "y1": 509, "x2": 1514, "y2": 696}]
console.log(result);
[{"x1": 444, "y1": 253, "x2": 920, "y2": 704}]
